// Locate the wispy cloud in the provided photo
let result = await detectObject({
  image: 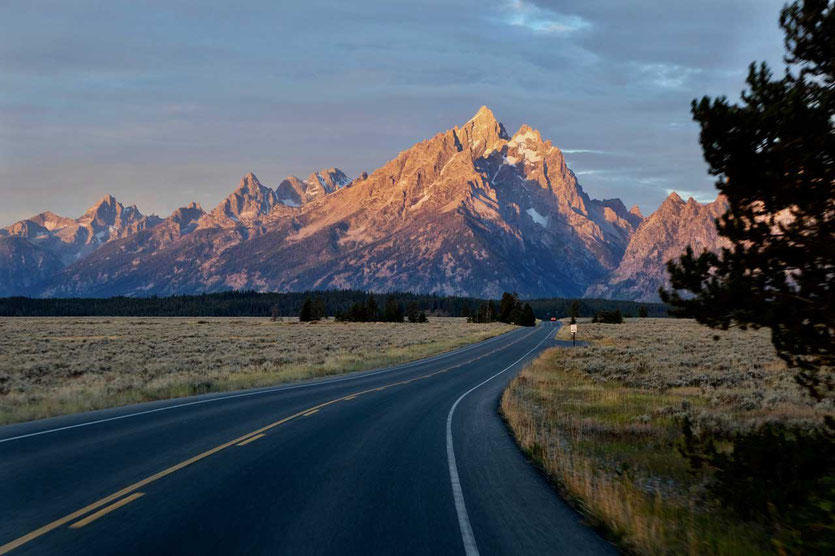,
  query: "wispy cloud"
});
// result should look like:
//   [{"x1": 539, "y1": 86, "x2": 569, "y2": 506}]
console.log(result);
[
  {"x1": 497, "y1": 1, "x2": 590, "y2": 34},
  {"x1": 561, "y1": 149, "x2": 611, "y2": 154},
  {"x1": 0, "y1": 0, "x2": 787, "y2": 223},
  {"x1": 639, "y1": 63, "x2": 701, "y2": 89}
]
